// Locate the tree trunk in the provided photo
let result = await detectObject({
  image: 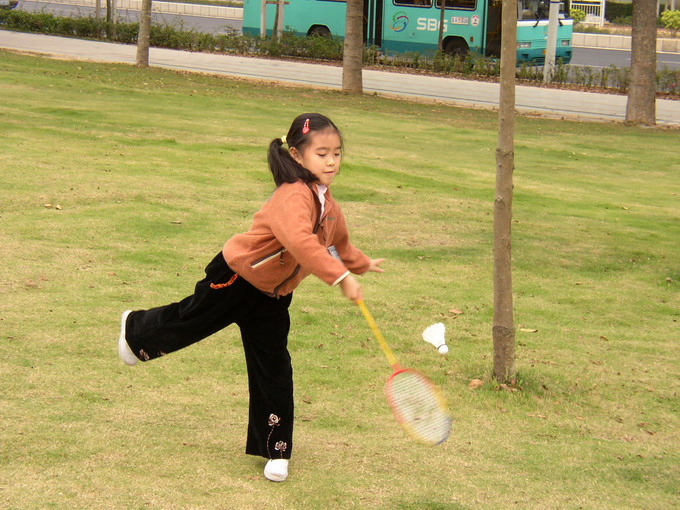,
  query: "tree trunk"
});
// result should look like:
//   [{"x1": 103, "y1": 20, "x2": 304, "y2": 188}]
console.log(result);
[
  {"x1": 342, "y1": 0, "x2": 363, "y2": 94},
  {"x1": 107, "y1": 0, "x2": 117, "y2": 39},
  {"x1": 493, "y1": 0, "x2": 517, "y2": 384},
  {"x1": 625, "y1": 0, "x2": 657, "y2": 125},
  {"x1": 136, "y1": 0, "x2": 152, "y2": 67},
  {"x1": 438, "y1": 0, "x2": 446, "y2": 51}
]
